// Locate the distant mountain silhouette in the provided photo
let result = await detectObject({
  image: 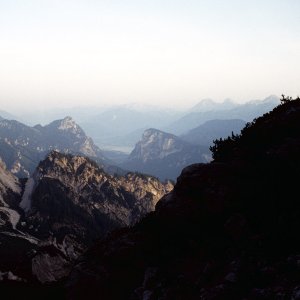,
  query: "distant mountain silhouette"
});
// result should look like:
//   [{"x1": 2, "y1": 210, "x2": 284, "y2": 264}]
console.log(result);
[
  {"x1": 181, "y1": 119, "x2": 246, "y2": 146},
  {"x1": 166, "y1": 95, "x2": 280, "y2": 135},
  {"x1": 80, "y1": 107, "x2": 181, "y2": 147},
  {"x1": 189, "y1": 98, "x2": 237, "y2": 112},
  {"x1": 0, "y1": 110, "x2": 19, "y2": 121}
]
